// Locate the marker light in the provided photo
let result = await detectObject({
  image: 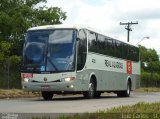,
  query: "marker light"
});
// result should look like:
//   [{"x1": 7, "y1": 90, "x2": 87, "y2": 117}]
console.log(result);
[{"x1": 70, "y1": 85, "x2": 74, "y2": 88}]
